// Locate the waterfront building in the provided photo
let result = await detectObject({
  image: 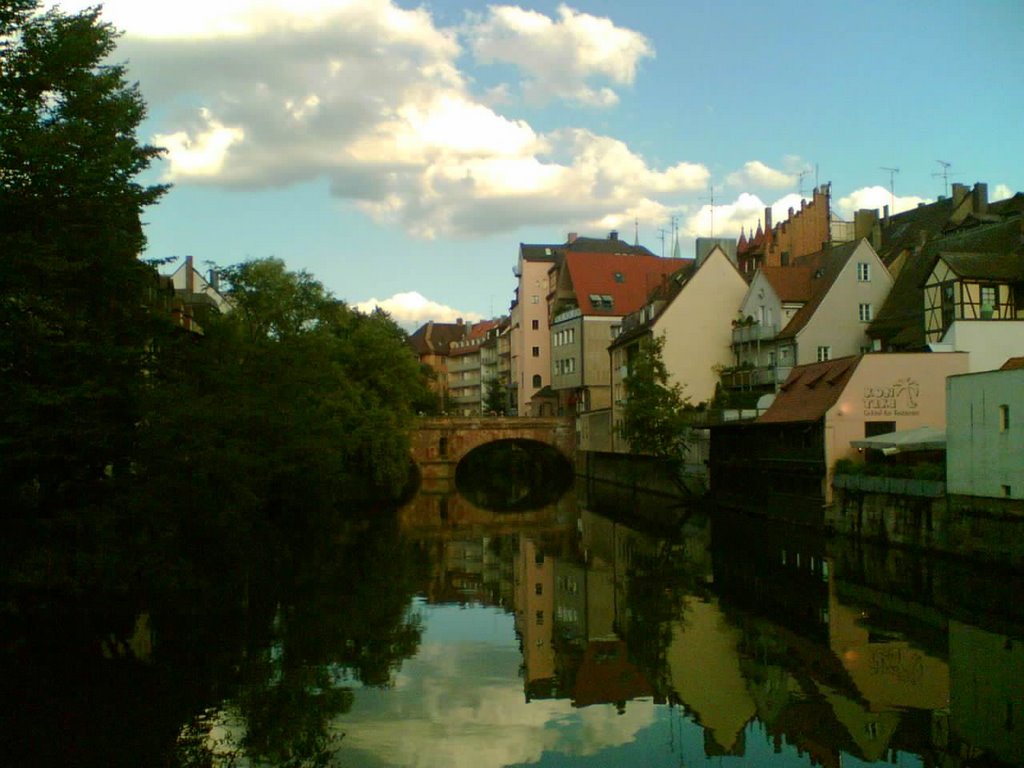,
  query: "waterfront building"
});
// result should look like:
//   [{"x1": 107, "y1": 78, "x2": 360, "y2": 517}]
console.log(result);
[
  {"x1": 946, "y1": 361, "x2": 1024, "y2": 502},
  {"x1": 709, "y1": 352, "x2": 969, "y2": 524},
  {"x1": 609, "y1": 245, "x2": 747, "y2": 449},
  {"x1": 407, "y1": 319, "x2": 468, "y2": 403}
]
